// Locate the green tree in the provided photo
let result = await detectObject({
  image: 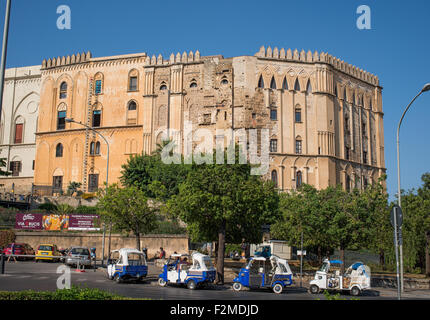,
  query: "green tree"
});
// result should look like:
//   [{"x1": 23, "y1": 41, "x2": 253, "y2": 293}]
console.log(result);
[
  {"x1": 54, "y1": 203, "x2": 74, "y2": 215},
  {"x1": 167, "y1": 150, "x2": 280, "y2": 284},
  {"x1": 97, "y1": 184, "x2": 158, "y2": 250}
]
